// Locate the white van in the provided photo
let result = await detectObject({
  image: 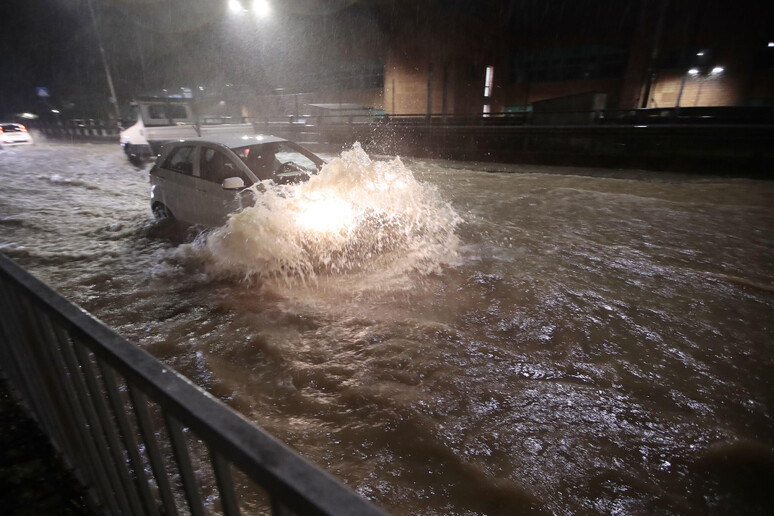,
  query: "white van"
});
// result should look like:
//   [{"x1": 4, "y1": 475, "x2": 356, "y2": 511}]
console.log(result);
[{"x1": 120, "y1": 99, "x2": 255, "y2": 164}]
